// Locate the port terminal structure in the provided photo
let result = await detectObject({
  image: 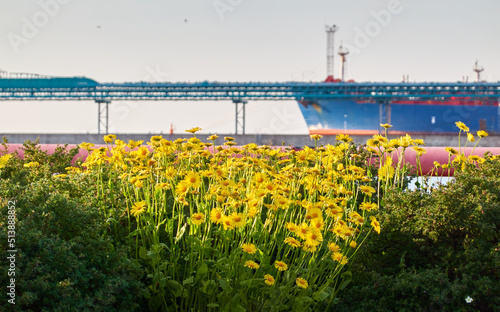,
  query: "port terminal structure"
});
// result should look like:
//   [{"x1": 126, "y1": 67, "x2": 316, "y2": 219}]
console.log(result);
[{"x1": 1, "y1": 75, "x2": 500, "y2": 135}]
